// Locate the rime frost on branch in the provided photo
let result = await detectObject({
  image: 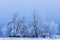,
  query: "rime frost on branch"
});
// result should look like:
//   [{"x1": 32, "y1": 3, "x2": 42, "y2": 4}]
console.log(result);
[{"x1": 2, "y1": 13, "x2": 59, "y2": 38}]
